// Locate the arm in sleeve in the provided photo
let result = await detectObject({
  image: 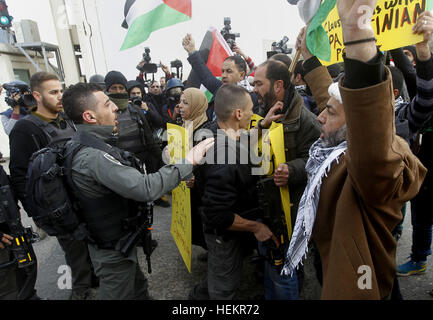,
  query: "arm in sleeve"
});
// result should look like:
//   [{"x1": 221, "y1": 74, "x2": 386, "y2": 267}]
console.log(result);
[
  {"x1": 9, "y1": 123, "x2": 47, "y2": 212},
  {"x1": 399, "y1": 56, "x2": 433, "y2": 134},
  {"x1": 187, "y1": 51, "x2": 223, "y2": 94},
  {"x1": 1, "y1": 115, "x2": 18, "y2": 136},
  {"x1": 342, "y1": 57, "x2": 426, "y2": 204},
  {"x1": 390, "y1": 48, "x2": 417, "y2": 100},
  {"x1": 86, "y1": 149, "x2": 193, "y2": 203},
  {"x1": 303, "y1": 56, "x2": 333, "y2": 113},
  {"x1": 145, "y1": 102, "x2": 165, "y2": 130}
]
